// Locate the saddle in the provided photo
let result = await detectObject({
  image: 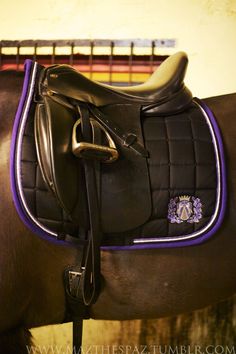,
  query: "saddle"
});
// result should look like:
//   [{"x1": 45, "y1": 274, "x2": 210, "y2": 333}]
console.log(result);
[
  {"x1": 11, "y1": 51, "x2": 226, "y2": 351},
  {"x1": 35, "y1": 51, "x2": 192, "y2": 234}
]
